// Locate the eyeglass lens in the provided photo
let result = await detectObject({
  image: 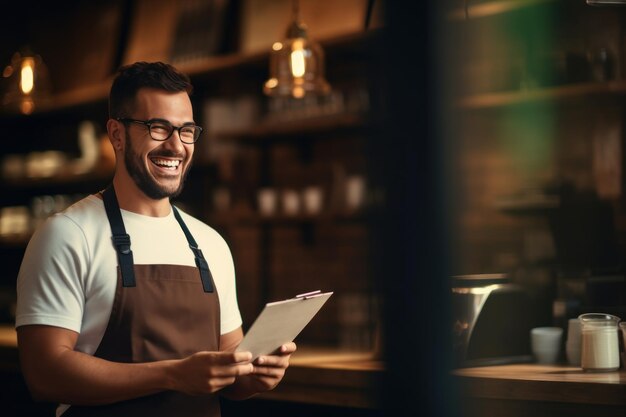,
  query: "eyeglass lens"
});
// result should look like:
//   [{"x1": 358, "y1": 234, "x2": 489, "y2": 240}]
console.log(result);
[{"x1": 149, "y1": 121, "x2": 200, "y2": 143}]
